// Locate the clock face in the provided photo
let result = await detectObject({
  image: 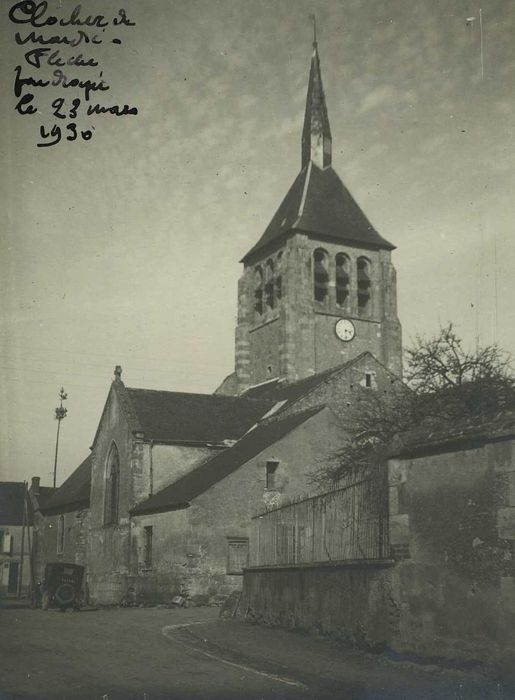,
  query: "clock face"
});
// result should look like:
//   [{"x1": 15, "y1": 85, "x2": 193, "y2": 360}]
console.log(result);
[{"x1": 335, "y1": 318, "x2": 355, "y2": 342}]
